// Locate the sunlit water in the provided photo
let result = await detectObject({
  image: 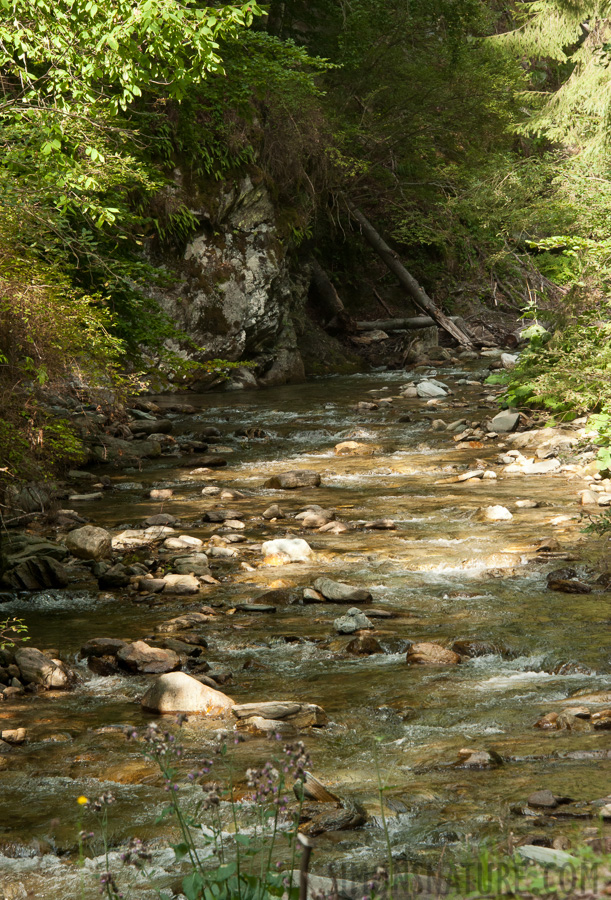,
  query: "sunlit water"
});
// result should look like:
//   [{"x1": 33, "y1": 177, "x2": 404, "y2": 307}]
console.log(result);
[{"x1": 1, "y1": 366, "x2": 610, "y2": 897}]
